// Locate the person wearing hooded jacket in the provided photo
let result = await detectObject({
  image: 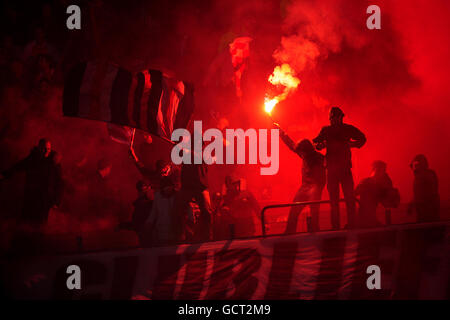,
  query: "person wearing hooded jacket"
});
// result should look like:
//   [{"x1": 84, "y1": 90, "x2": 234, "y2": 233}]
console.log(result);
[
  {"x1": 274, "y1": 123, "x2": 326, "y2": 233},
  {"x1": 408, "y1": 154, "x2": 440, "y2": 222}
]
